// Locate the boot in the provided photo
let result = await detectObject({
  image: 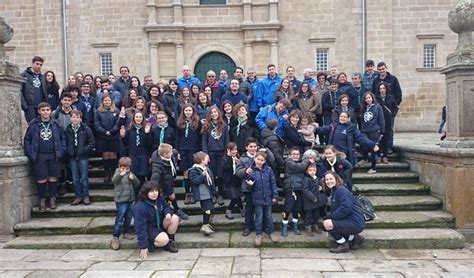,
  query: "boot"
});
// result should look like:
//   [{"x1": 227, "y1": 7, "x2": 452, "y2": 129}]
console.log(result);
[
  {"x1": 71, "y1": 197, "x2": 82, "y2": 206},
  {"x1": 184, "y1": 193, "x2": 193, "y2": 205},
  {"x1": 254, "y1": 235, "x2": 262, "y2": 246},
  {"x1": 200, "y1": 224, "x2": 214, "y2": 236},
  {"x1": 217, "y1": 195, "x2": 225, "y2": 206},
  {"x1": 111, "y1": 237, "x2": 120, "y2": 250},
  {"x1": 49, "y1": 197, "x2": 57, "y2": 210},
  {"x1": 83, "y1": 196, "x2": 91, "y2": 205},
  {"x1": 330, "y1": 242, "x2": 350, "y2": 253},
  {"x1": 291, "y1": 221, "x2": 301, "y2": 235},
  {"x1": 225, "y1": 209, "x2": 234, "y2": 220},
  {"x1": 163, "y1": 240, "x2": 178, "y2": 253},
  {"x1": 305, "y1": 227, "x2": 314, "y2": 237},
  {"x1": 58, "y1": 183, "x2": 67, "y2": 196},
  {"x1": 312, "y1": 225, "x2": 322, "y2": 234},
  {"x1": 38, "y1": 198, "x2": 46, "y2": 212},
  {"x1": 269, "y1": 233, "x2": 279, "y2": 243},
  {"x1": 349, "y1": 234, "x2": 365, "y2": 250},
  {"x1": 281, "y1": 222, "x2": 288, "y2": 237}
]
